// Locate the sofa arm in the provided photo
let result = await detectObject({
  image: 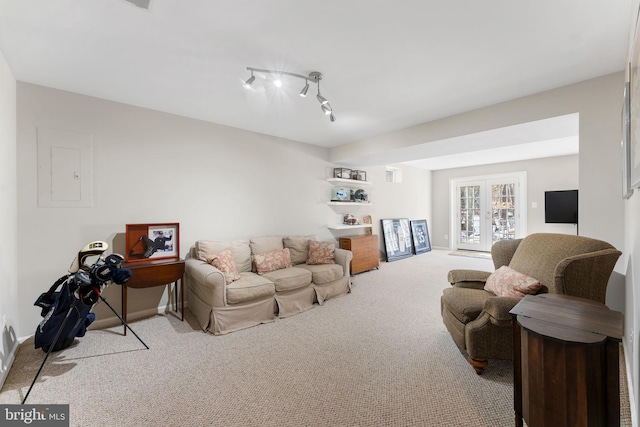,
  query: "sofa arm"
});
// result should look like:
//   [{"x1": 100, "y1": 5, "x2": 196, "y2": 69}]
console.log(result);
[
  {"x1": 483, "y1": 296, "x2": 522, "y2": 321},
  {"x1": 447, "y1": 269, "x2": 491, "y2": 290},
  {"x1": 334, "y1": 247, "x2": 353, "y2": 277},
  {"x1": 185, "y1": 257, "x2": 227, "y2": 307}
]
